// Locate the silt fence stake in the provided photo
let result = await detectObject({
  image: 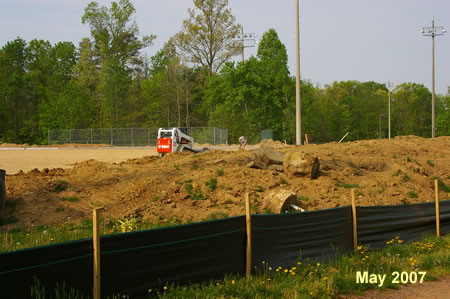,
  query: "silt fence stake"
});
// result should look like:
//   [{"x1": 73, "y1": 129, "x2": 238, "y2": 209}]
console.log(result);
[
  {"x1": 245, "y1": 193, "x2": 252, "y2": 278},
  {"x1": 351, "y1": 189, "x2": 357, "y2": 250},
  {"x1": 93, "y1": 208, "x2": 101, "y2": 299},
  {"x1": 435, "y1": 179, "x2": 440, "y2": 238}
]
